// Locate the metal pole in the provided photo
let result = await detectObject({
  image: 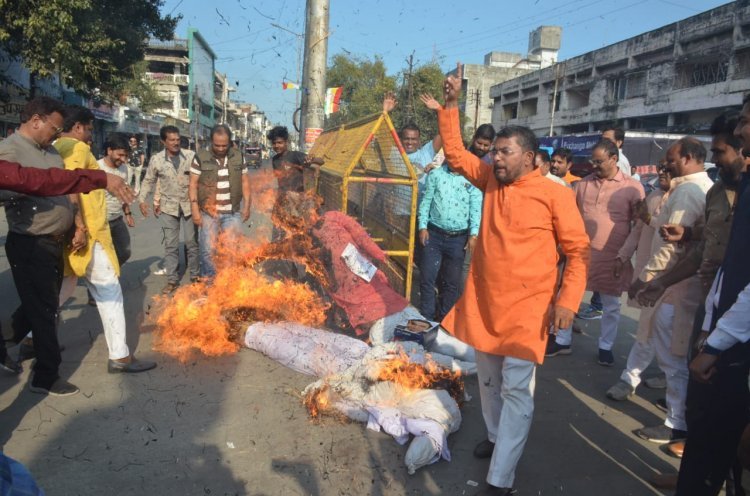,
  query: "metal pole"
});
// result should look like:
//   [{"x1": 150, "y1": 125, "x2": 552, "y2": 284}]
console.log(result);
[
  {"x1": 549, "y1": 64, "x2": 560, "y2": 136},
  {"x1": 300, "y1": 0, "x2": 329, "y2": 152}
]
